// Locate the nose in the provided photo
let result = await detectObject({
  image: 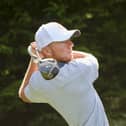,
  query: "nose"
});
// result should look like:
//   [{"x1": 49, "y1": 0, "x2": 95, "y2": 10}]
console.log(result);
[{"x1": 66, "y1": 40, "x2": 74, "y2": 47}]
